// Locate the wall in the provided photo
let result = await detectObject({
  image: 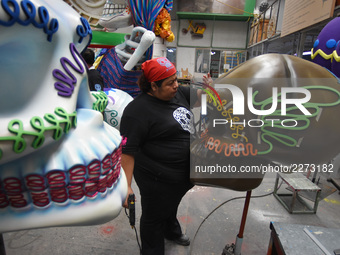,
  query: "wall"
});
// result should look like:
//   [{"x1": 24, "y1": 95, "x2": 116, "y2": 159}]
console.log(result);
[
  {"x1": 212, "y1": 21, "x2": 248, "y2": 49},
  {"x1": 161, "y1": 19, "x2": 249, "y2": 80},
  {"x1": 176, "y1": 47, "x2": 196, "y2": 79},
  {"x1": 174, "y1": 20, "x2": 248, "y2": 49},
  {"x1": 152, "y1": 37, "x2": 167, "y2": 58}
]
